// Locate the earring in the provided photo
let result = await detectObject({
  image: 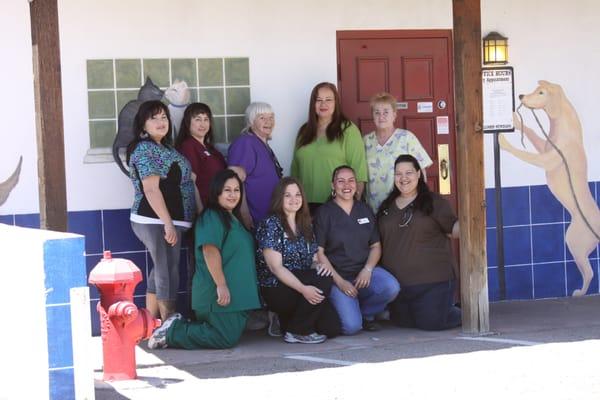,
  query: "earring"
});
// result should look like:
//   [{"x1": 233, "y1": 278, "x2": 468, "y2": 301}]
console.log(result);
[
  {"x1": 140, "y1": 131, "x2": 149, "y2": 139},
  {"x1": 331, "y1": 190, "x2": 336, "y2": 198}
]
